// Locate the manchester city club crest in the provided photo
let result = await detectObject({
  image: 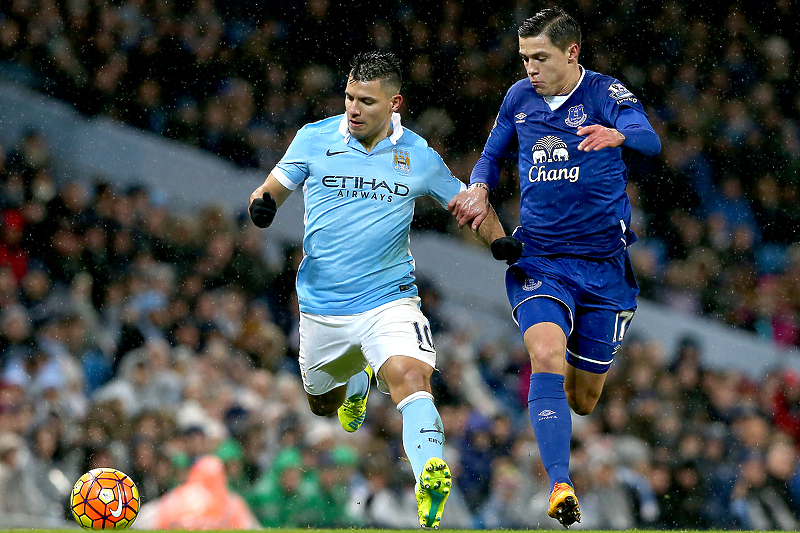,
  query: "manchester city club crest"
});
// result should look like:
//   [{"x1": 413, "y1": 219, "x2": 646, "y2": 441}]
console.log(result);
[
  {"x1": 392, "y1": 148, "x2": 412, "y2": 175},
  {"x1": 565, "y1": 104, "x2": 587, "y2": 127}
]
